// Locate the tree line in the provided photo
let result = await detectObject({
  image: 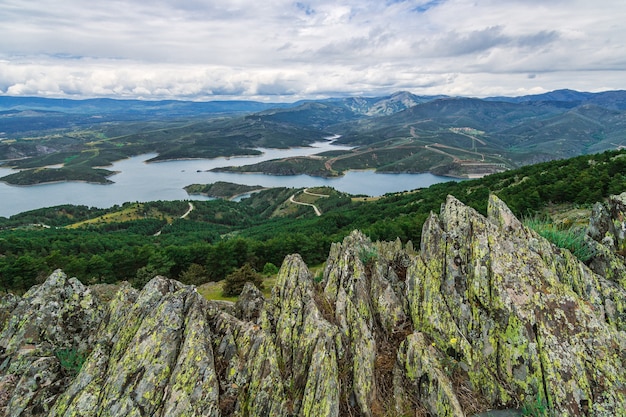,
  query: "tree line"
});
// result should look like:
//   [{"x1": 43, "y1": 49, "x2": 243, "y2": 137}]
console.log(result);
[{"x1": 1, "y1": 150, "x2": 625, "y2": 293}]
